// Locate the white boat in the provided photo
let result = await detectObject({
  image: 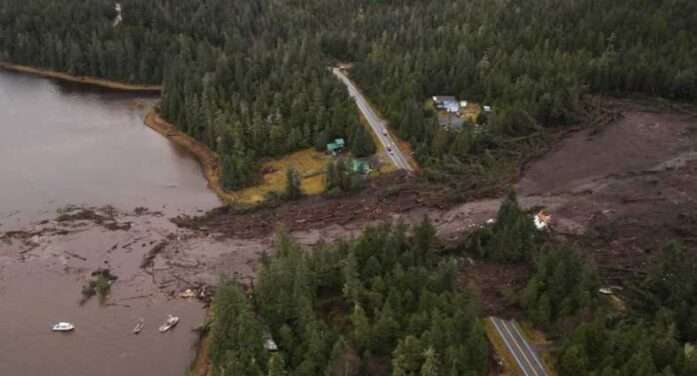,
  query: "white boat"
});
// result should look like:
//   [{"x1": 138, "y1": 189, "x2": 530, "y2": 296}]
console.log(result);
[
  {"x1": 158, "y1": 315, "x2": 179, "y2": 333},
  {"x1": 133, "y1": 318, "x2": 144, "y2": 334},
  {"x1": 52, "y1": 322, "x2": 75, "y2": 332}
]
